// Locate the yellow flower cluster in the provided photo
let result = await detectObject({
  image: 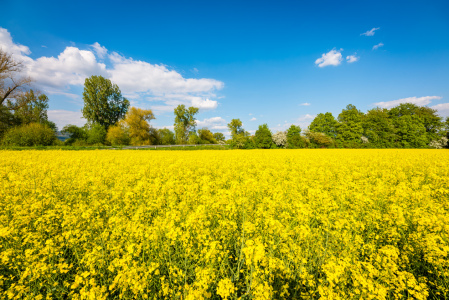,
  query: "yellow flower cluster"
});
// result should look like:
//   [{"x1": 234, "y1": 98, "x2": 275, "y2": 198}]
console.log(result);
[{"x1": 1, "y1": 149, "x2": 448, "y2": 299}]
